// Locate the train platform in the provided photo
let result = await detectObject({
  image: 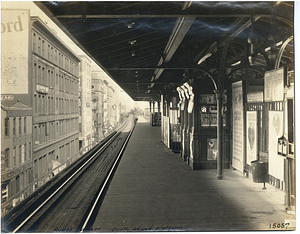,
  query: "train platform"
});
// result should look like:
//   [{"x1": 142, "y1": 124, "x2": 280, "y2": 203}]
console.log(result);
[{"x1": 91, "y1": 116, "x2": 296, "y2": 232}]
